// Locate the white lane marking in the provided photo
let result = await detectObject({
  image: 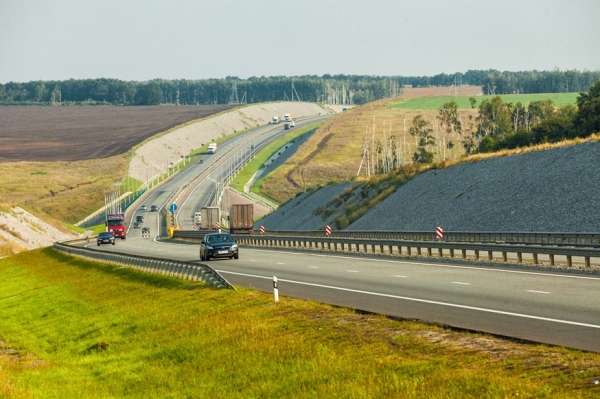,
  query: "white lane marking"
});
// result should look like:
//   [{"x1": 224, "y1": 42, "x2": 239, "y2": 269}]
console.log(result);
[
  {"x1": 392, "y1": 275, "x2": 408, "y2": 278},
  {"x1": 451, "y1": 281, "x2": 471, "y2": 286},
  {"x1": 276, "y1": 262, "x2": 285, "y2": 265},
  {"x1": 308, "y1": 265, "x2": 319, "y2": 269},
  {"x1": 249, "y1": 259, "x2": 257, "y2": 263},
  {"x1": 527, "y1": 290, "x2": 551, "y2": 295},
  {"x1": 216, "y1": 269, "x2": 600, "y2": 330},
  {"x1": 346, "y1": 269, "x2": 359, "y2": 273},
  {"x1": 247, "y1": 249, "x2": 600, "y2": 281}
]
